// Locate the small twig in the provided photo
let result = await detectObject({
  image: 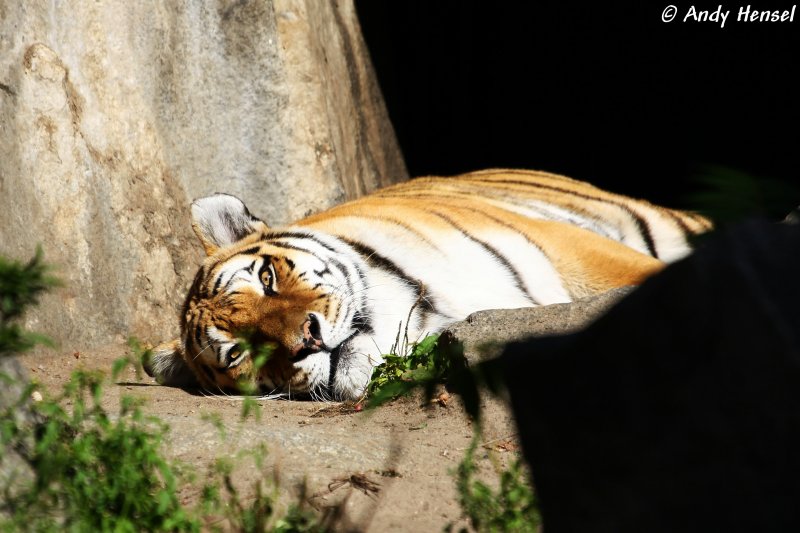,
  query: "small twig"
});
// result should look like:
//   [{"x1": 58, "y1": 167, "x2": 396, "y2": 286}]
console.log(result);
[{"x1": 321, "y1": 473, "x2": 381, "y2": 499}]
